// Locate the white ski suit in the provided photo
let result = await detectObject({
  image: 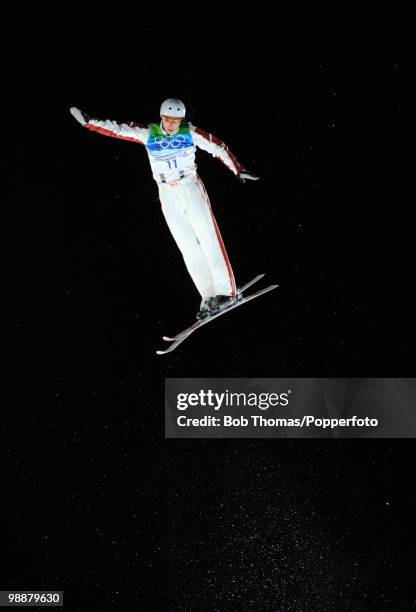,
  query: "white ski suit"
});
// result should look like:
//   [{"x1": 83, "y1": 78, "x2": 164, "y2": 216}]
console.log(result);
[{"x1": 84, "y1": 116, "x2": 247, "y2": 300}]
